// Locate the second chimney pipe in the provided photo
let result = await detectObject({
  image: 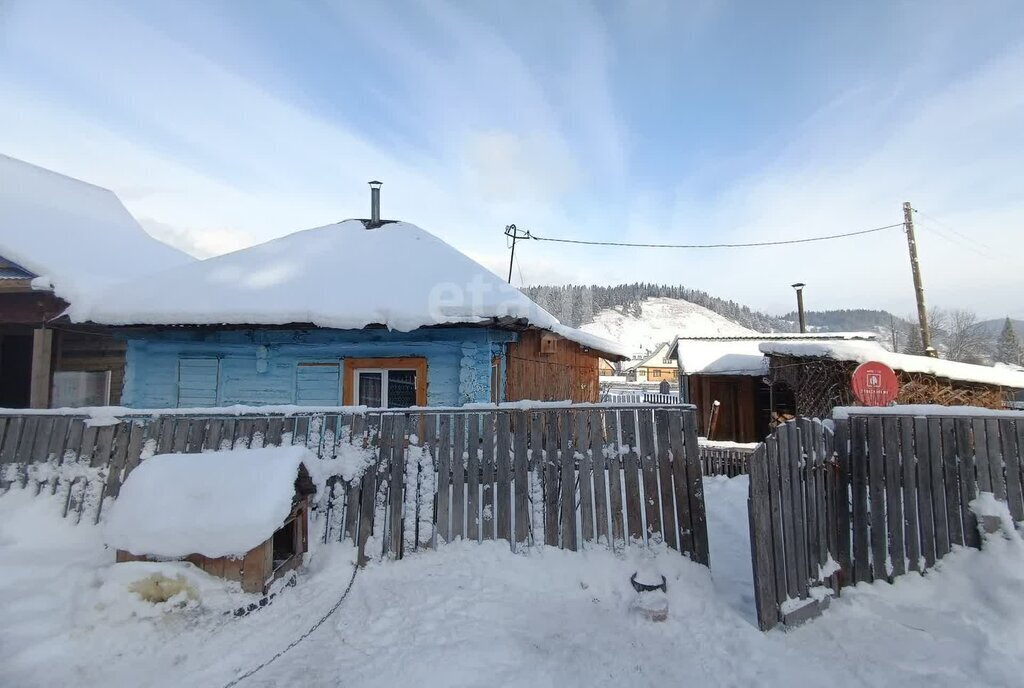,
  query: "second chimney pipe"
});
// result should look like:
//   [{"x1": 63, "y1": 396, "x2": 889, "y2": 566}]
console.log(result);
[{"x1": 369, "y1": 180, "x2": 382, "y2": 227}]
